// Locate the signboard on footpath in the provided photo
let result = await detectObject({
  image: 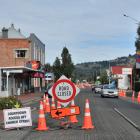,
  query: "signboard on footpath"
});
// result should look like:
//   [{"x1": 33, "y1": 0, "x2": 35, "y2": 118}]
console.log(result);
[{"x1": 3, "y1": 107, "x2": 32, "y2": 129}]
